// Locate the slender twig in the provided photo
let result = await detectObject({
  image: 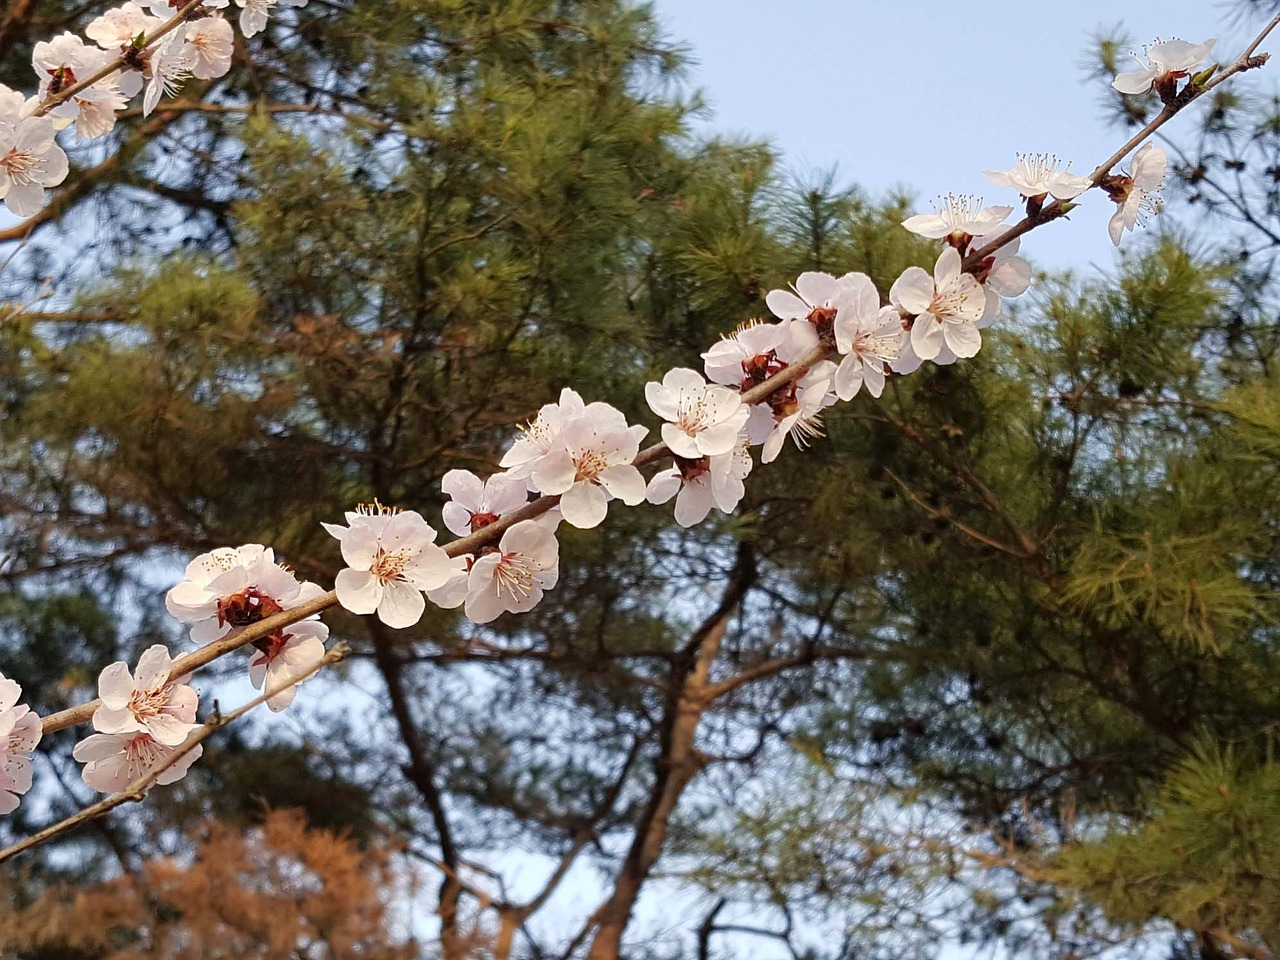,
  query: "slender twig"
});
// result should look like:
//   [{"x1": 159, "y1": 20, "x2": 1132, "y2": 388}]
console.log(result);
[
  {"x1": 3, "y1": 643, "x2": 348, "y2": 864},
  {"x1": 966, "y1": 14, "x2": 1280, "y2": 270},
  {"x1": 30, "y1": 0, "x2": 204, "y2": 119}
]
